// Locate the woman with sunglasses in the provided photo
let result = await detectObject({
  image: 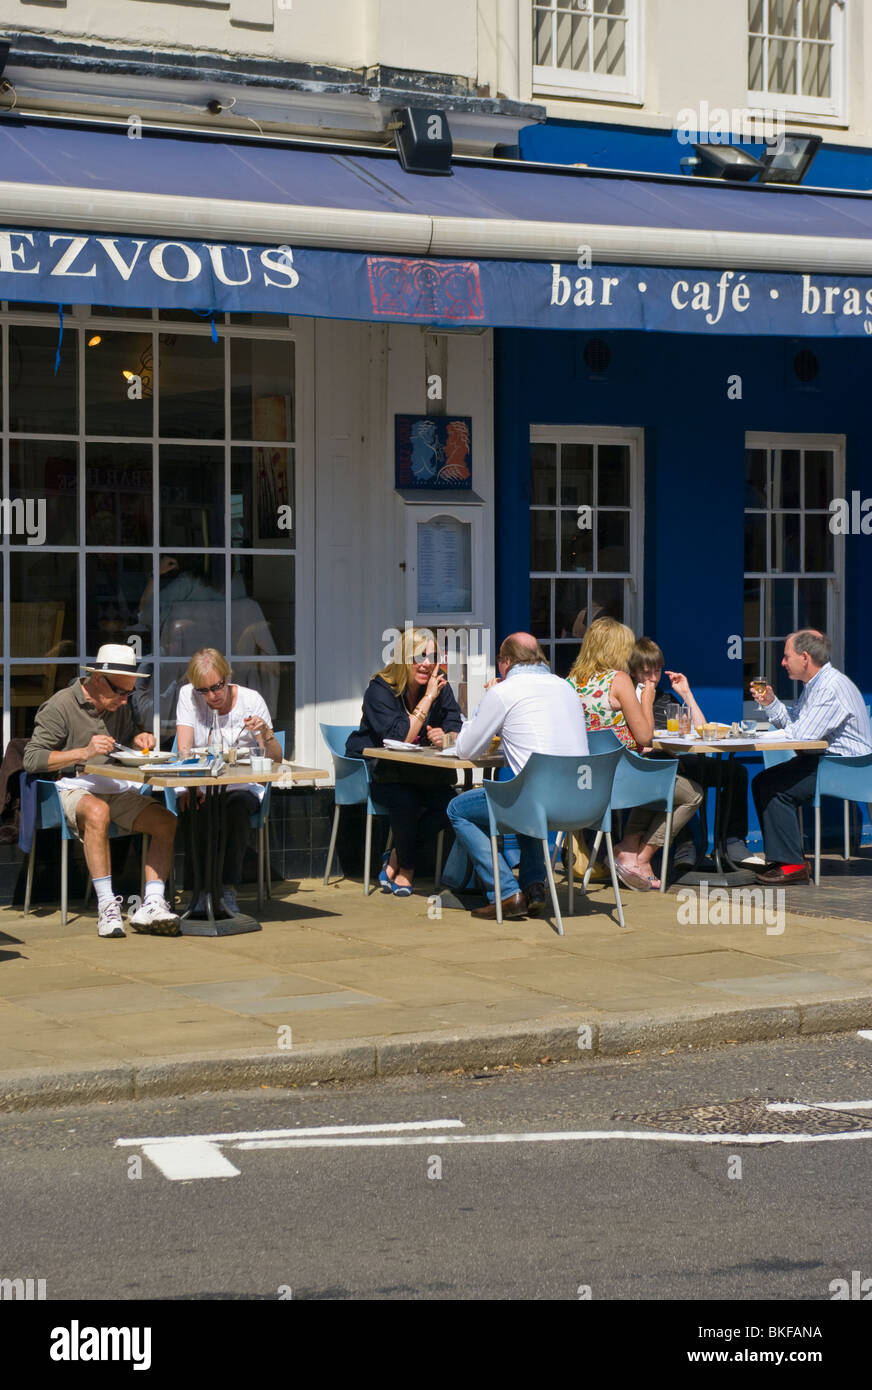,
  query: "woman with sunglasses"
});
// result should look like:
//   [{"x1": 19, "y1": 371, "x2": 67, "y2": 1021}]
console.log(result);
[
  {"x1": 175, "y1": 647, "x2": 281, "y2": 916},
  {"x1": 346, "y1": 627, "x2": 463, "y2": 896}
]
